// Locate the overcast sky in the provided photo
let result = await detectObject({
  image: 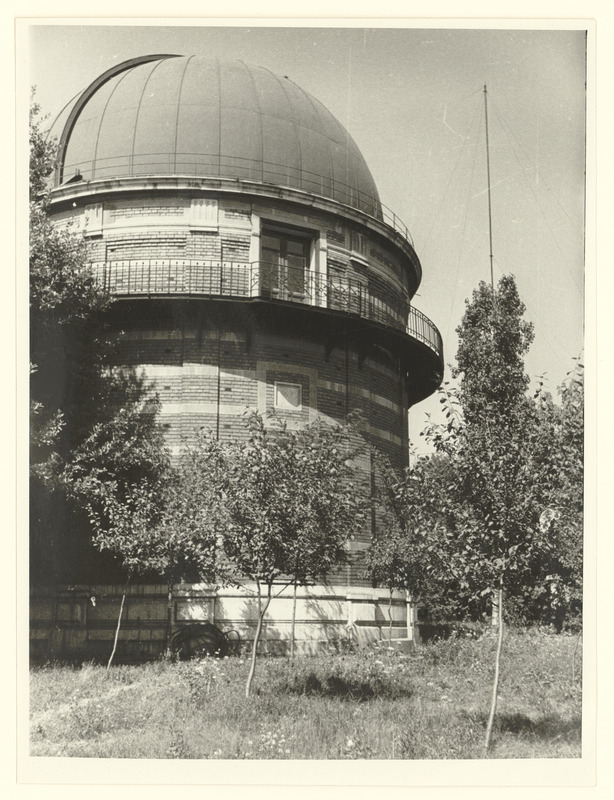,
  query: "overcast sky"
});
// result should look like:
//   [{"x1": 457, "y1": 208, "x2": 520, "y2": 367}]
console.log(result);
[{"x1": 25, "y1": 21, "x2": 587, "y2": 449}]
